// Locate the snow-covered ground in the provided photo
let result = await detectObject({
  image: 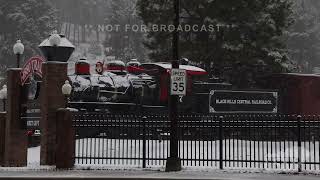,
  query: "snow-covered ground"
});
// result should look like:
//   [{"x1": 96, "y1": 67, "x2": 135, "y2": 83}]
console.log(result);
[
  {"x1": 74, "y1": 138, "x2": 320, "y2": 171},
  {"x1": 24, "y1": 138, "x2": 320, "y2": 172},
  {"x1": 27, "y1": 146, "x2": 41, "y2": 169}
]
